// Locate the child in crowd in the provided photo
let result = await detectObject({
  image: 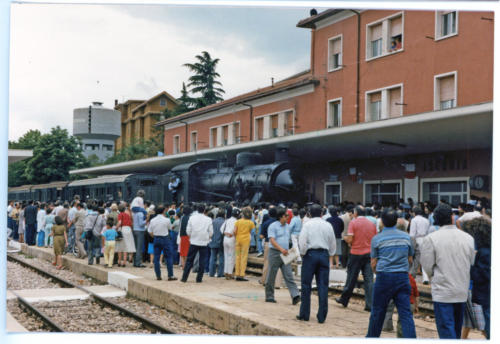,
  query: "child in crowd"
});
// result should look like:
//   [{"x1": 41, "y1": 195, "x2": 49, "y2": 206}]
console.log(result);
[
  {"x1": 102, "y1": 217, "x2": 118, "y2": 268},
  {"x1": 50, "y1": 216, "x2": 68, "y2": 270}
]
